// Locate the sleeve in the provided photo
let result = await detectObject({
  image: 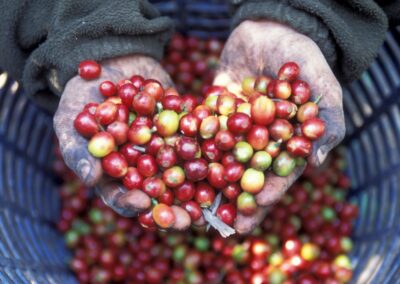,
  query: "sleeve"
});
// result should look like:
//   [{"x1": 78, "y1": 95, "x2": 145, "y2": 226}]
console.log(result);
[
  {"x1": 230, "y1": 0, "x2": 397, "y2": 82},
  {"x1": 0, "y1": 0, "x2": 174, "y2": 98}
]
